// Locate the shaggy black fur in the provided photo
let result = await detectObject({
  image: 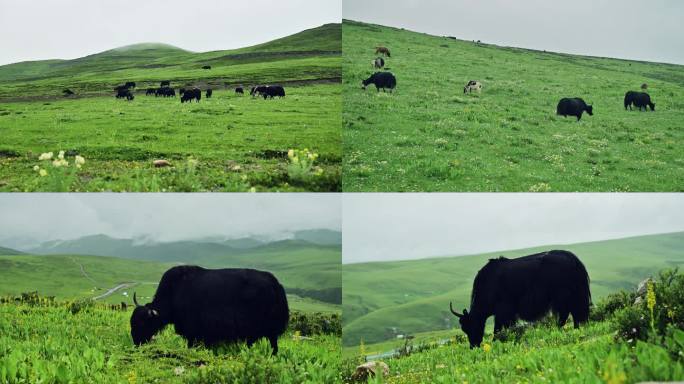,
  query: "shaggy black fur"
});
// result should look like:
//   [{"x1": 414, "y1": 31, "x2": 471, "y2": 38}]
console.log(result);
[
  {"x1": 130, "y1": 266, "x2": 289, "y2": 354},
  {"x1": 556, "y1": 97, "x2": 593, "y2": 121},
  {"x1": 362, "y1": 72, "x2": 397, "y2": 92},
  {"x1": 450, "y1": 250, "x2": 591, "y2": 348}
]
